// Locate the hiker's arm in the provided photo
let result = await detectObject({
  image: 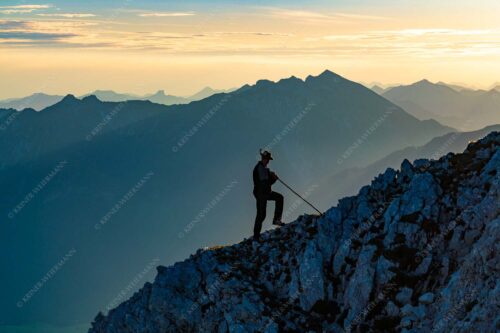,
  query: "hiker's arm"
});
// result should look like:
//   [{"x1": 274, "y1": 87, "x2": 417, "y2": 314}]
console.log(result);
[{"x1": 270, "y1": 171, "x2": 278, "y2": 184}]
